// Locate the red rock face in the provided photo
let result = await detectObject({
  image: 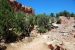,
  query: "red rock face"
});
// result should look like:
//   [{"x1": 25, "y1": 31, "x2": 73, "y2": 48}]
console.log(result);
[
  {"x1": 48, "y1": 44, "x2": 66, "y2": 50},
  {"x1": 48, "y1": 44, "x2": 54, "y2": 50},
  {"x1": 8, "y1": 0, "x2": 34, "y2": 15},
  {"x1": 55, "y1": 45, "x2": 60, "y2": 50}
]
